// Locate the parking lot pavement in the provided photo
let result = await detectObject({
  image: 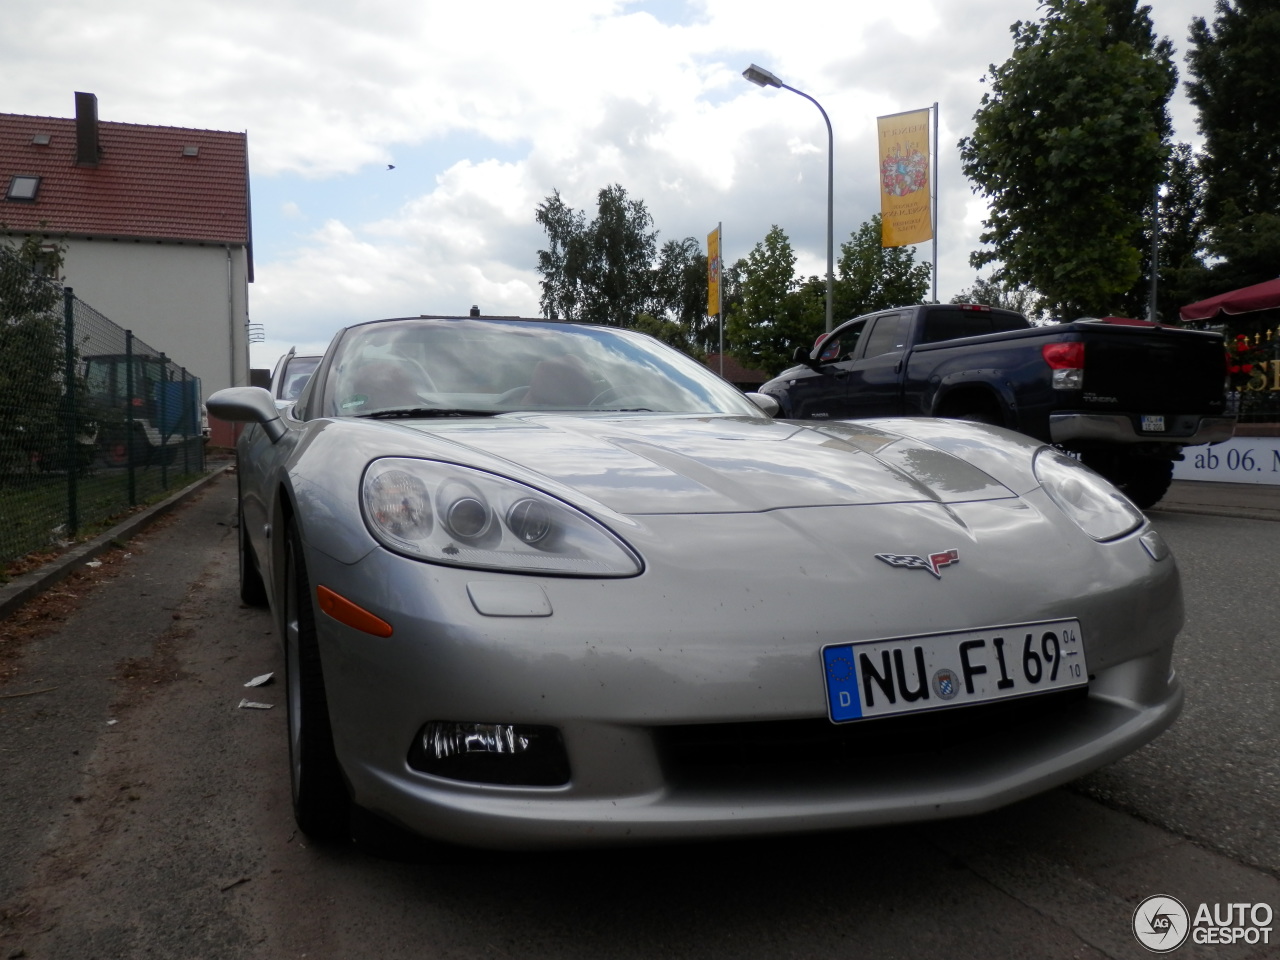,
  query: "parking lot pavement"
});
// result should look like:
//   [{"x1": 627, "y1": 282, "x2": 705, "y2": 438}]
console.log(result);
[{"x1": 1, "y1": 469, "x2": 1276, "y2": 958}]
